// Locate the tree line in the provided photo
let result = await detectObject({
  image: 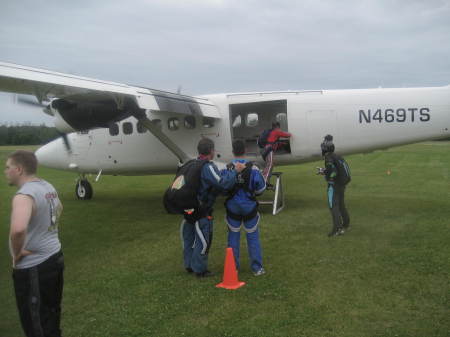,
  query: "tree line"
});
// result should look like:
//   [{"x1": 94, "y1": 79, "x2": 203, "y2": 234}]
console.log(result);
[{"x1": 0, "y1": 124, "x2": 60, "y2": 145}]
